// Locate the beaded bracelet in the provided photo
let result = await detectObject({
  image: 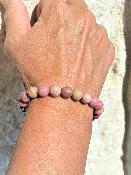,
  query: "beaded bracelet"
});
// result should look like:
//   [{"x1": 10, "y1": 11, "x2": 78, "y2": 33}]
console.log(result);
[{"x1": 18, "y1": 85, "x2": 104, "y2": 120}]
